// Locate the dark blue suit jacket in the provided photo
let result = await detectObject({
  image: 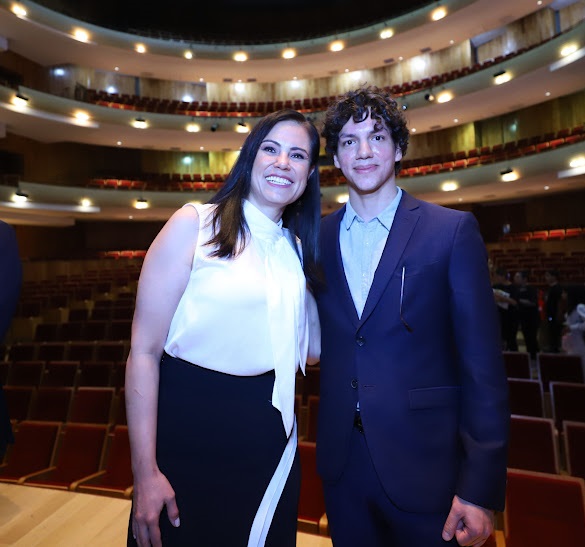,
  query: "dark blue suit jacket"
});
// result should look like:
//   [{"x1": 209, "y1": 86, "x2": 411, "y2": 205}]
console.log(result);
[
  {"x1": 314, "y1": 191, "x2": 509, "y2": 513},
  {"x1": 0, "y1": 221, "x2": 22, "y2": 455}
]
